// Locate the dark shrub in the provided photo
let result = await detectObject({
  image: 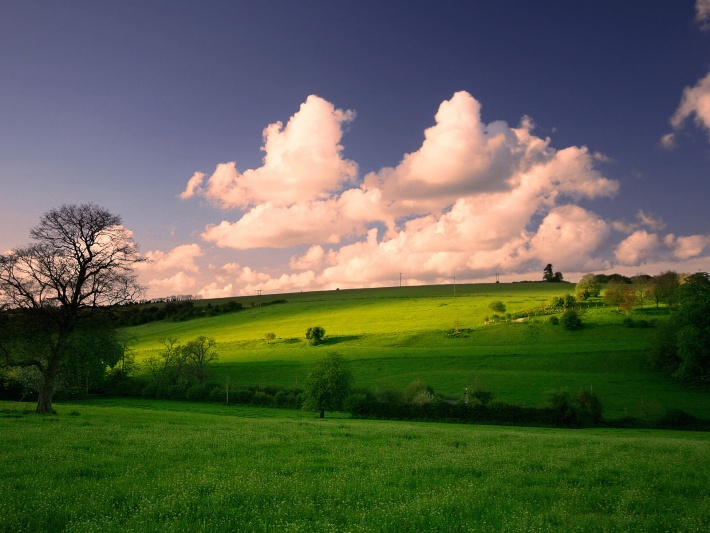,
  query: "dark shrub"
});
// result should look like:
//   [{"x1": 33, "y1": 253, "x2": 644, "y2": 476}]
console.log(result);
[
  {"x1": 560, "y1": 309, "x2": 582, "y2": 331},
  {"x1": 472, "y1": 388, "x2": 494, "y2": 405},
  {"x1": 186, "y1": 384, "x2": 209, "y2": 401},
  {"x1": 573, "y1": 389, "x2": 603, "y2": 426},
  {"x1": 549, "y1": 315, "x2": 559, "y2": 325},
  {"x1": 141, "y1": 382, "x2": 158, "y2": 398},
  {"x1": 251, "y1": 391, "x2": 273, "y2": 407},
  {"x1": 209, "y1": 385, "x2": 224, "y2": 402},
  {"x1": 305, "y1": 326, "x2": 326, "y2": 345},
  {"x1": 232, "y1": 388, "x2": 254, "y2": 404}
]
